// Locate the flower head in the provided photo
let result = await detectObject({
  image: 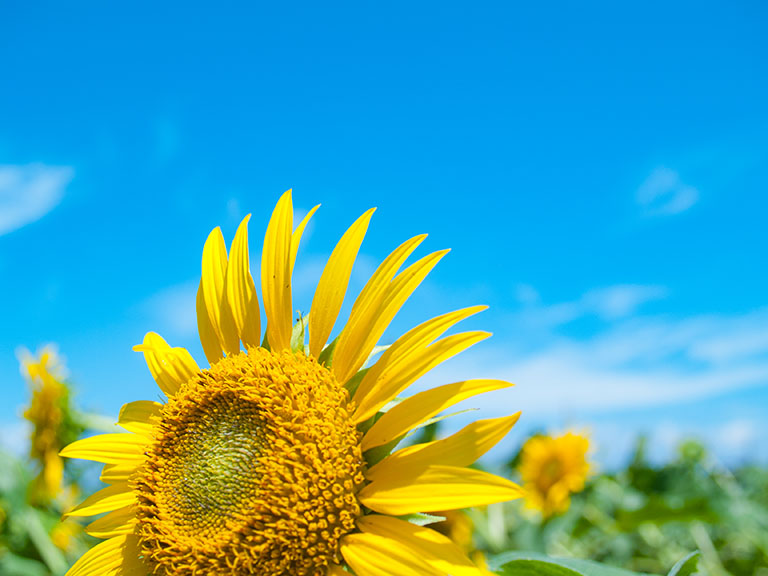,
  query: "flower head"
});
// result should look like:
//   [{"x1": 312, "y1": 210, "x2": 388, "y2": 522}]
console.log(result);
[
  {"x1": 518, "y1": 431, "x2": 590, "y2": 518},
  {"x1": 20, "y1": 345, "x2": 80, "y2": 504},
  {"x1": 61, "y1": 191, "x2": 522, "y2": 576}
]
